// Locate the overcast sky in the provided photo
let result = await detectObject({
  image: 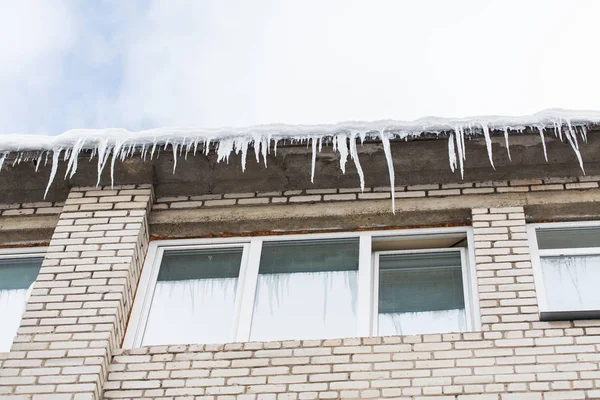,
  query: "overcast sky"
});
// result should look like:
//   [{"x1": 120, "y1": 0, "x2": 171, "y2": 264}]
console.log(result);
[{"x1": 1, "y1": 0, "x2": 599, "y2": 135}]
